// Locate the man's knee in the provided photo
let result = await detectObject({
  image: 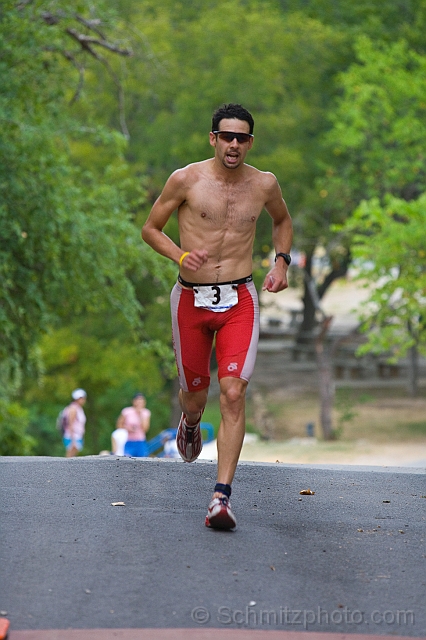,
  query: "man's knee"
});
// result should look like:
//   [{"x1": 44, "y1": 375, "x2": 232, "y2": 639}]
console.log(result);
[{"x1": 220, "y1": 378, "x2": 247, "y2": 406}]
